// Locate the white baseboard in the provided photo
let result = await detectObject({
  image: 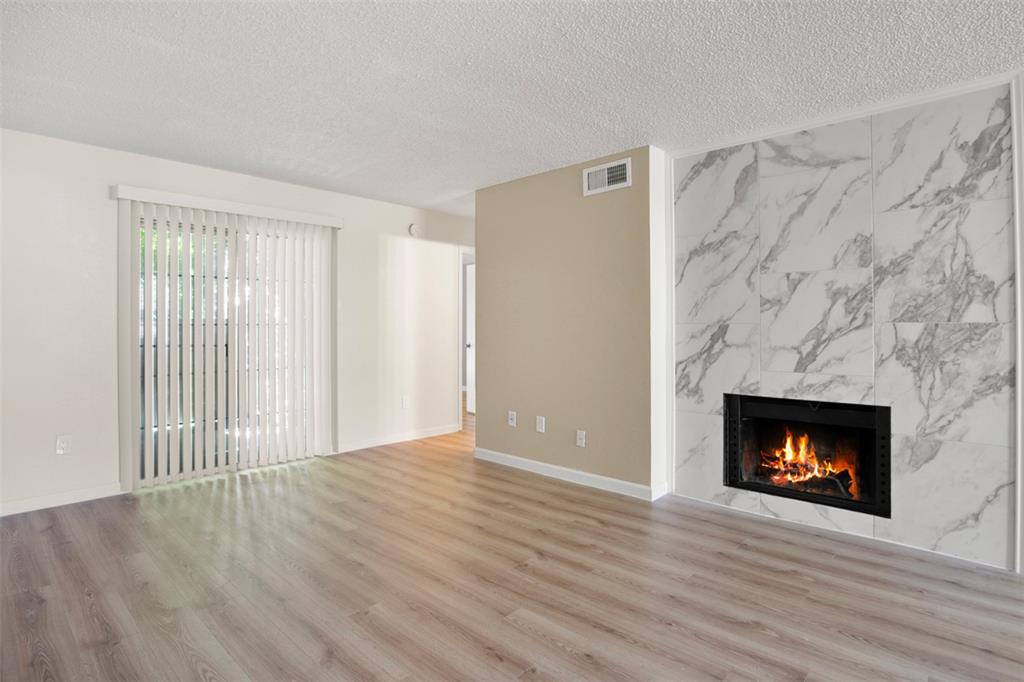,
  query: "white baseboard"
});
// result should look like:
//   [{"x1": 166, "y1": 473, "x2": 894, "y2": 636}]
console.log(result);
[
  {"x1": 1, "y1": 425, "x2": 461, "y2": 515},
  {"x1": 0, "y1": 482, "x2": 124, "y2": 517},
  {"x1": 474, "y1": 447, "x2": 663, "y2": 501},
  {"x1": 336, "y1": 424, "x2": 461, "y2": 454}
]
